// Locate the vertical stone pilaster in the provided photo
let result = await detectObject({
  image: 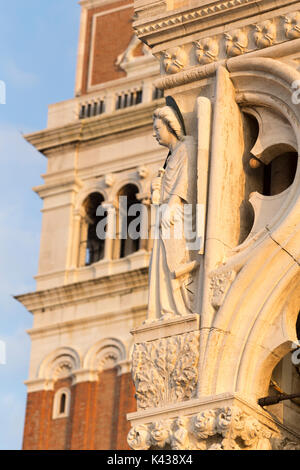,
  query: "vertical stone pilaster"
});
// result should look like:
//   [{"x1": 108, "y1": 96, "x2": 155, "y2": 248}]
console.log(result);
[{"x1": 102, "y1": 202, "x2": 116, "y2": 261}]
